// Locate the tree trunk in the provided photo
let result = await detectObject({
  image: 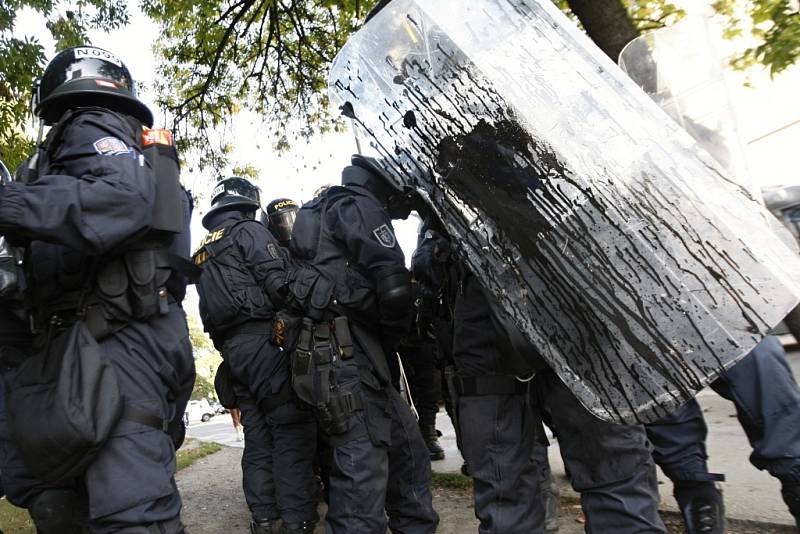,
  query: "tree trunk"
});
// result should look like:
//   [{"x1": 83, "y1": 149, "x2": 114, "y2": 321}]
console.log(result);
[{"x1": 566, "y1": 0, "x2": 640, "y2": 62}]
